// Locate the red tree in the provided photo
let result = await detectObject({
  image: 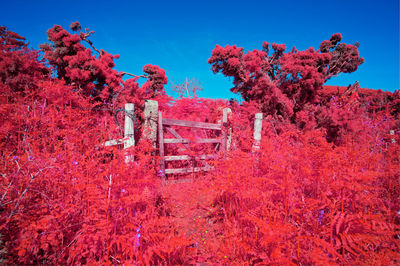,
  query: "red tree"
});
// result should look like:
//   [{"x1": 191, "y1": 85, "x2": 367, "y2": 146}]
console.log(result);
[
  {"x1": 40, "y1": 22, "x2": 168, "y2": 105},
  {"x1": 208, "y1": 33, "x2": 364, "y2": 121}
]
